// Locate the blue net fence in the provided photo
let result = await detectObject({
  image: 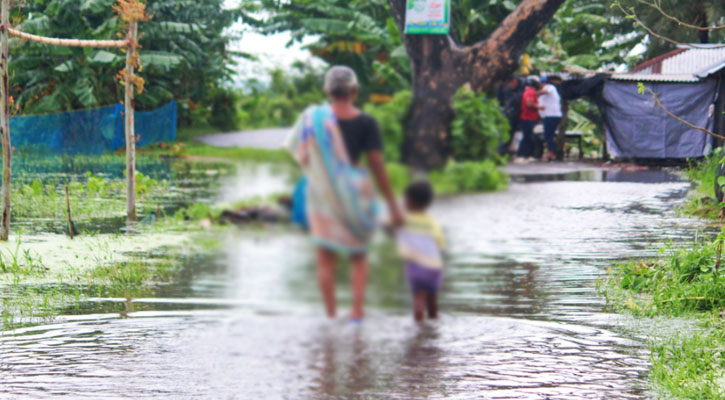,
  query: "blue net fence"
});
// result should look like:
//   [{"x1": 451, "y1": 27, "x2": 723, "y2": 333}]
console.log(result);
[{"x1": 10, "y1": 101, "x2": 177, "y2": 153}]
